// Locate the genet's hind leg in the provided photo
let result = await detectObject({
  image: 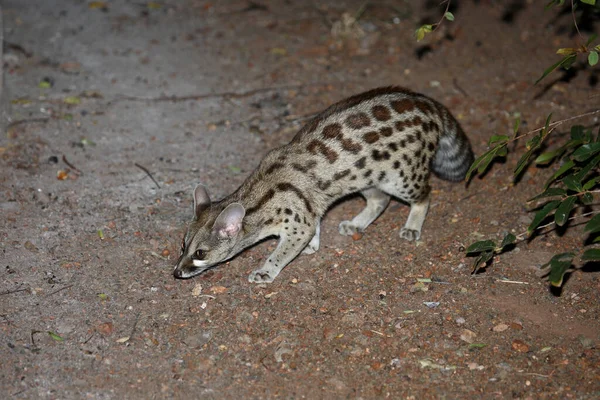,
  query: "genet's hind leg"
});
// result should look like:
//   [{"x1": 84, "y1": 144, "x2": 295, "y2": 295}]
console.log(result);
[
  {"x1": 399, "y1": 194, "x2": 430, "y2": 241},
  {"x1": 302, "y1": 220, "x2": 320, "y2": 255},
  {"x1": 339, "y1": 188, "x2": 391, "y2": 236}
]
